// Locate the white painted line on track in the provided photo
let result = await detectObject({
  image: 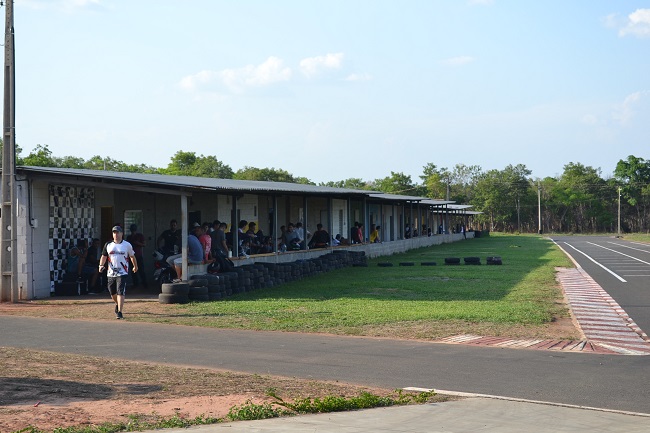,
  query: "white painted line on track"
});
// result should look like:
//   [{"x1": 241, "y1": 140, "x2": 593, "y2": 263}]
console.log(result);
[
  {"x1": 608, "y1": 241, "x2": 650, "y2": 254},
  {"x1": 563, "y1": 243, "x2": 627, "y2": 283},
  {"x1": 589, "y1": 242, "x2": 650, "y2": 266}
]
